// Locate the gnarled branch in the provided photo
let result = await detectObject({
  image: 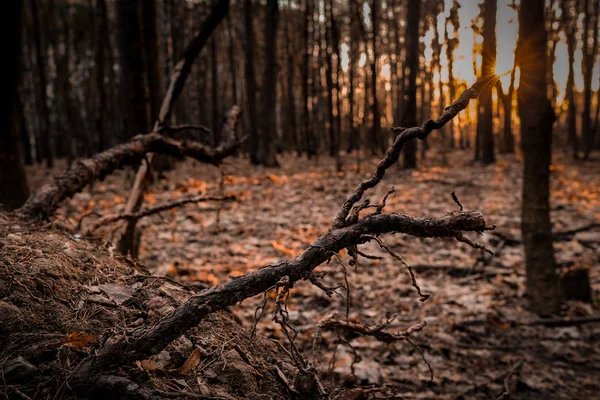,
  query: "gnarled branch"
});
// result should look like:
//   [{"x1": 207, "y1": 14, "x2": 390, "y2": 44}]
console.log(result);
[{"x1": 332, "y1": 74, "x2": 499, "y2": 229}]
